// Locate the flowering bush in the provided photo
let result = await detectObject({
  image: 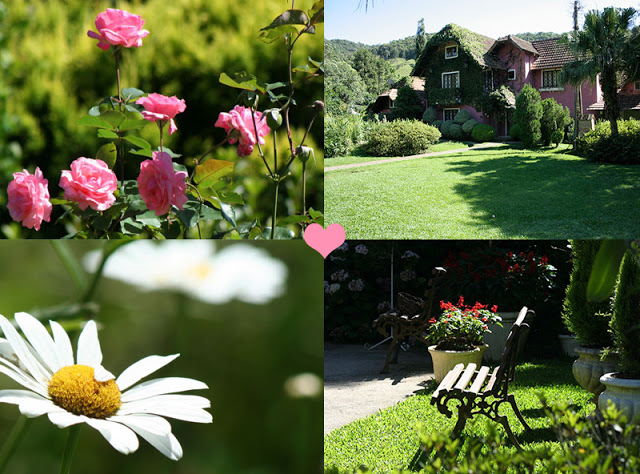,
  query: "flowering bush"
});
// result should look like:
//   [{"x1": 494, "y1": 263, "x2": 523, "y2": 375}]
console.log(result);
[
  {"x1": 4, "y1": 2, "x2": 323, "y2": 239},
  {"x1": 426, "y1": 297, "x2": 502, "y2": 351}
]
